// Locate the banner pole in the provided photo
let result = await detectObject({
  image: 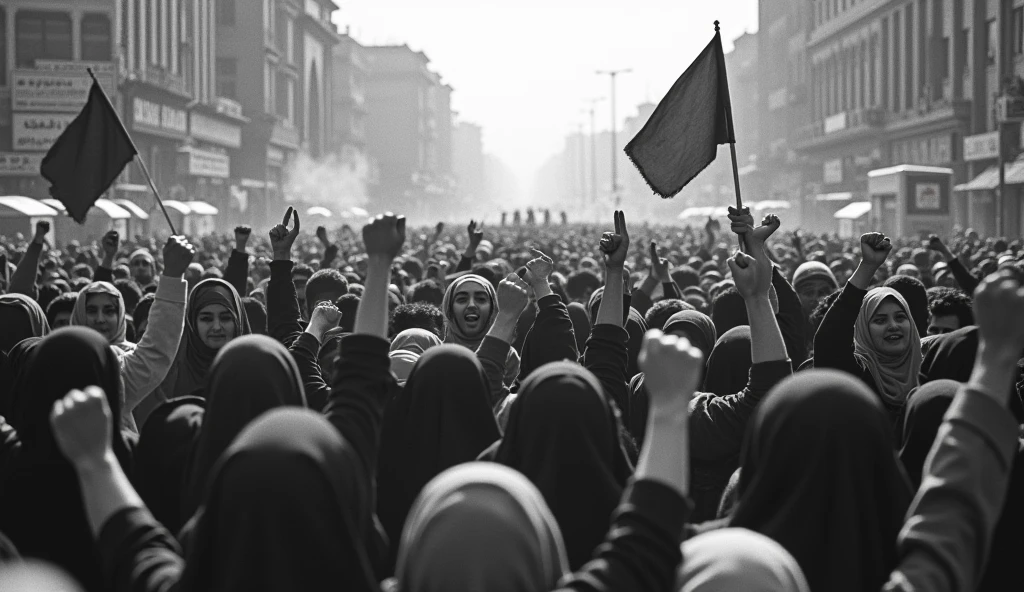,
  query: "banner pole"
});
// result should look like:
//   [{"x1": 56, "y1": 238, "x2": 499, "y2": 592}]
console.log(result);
[{"x1": 86, "y1": 68, "x2": 177, "y2": 235}]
